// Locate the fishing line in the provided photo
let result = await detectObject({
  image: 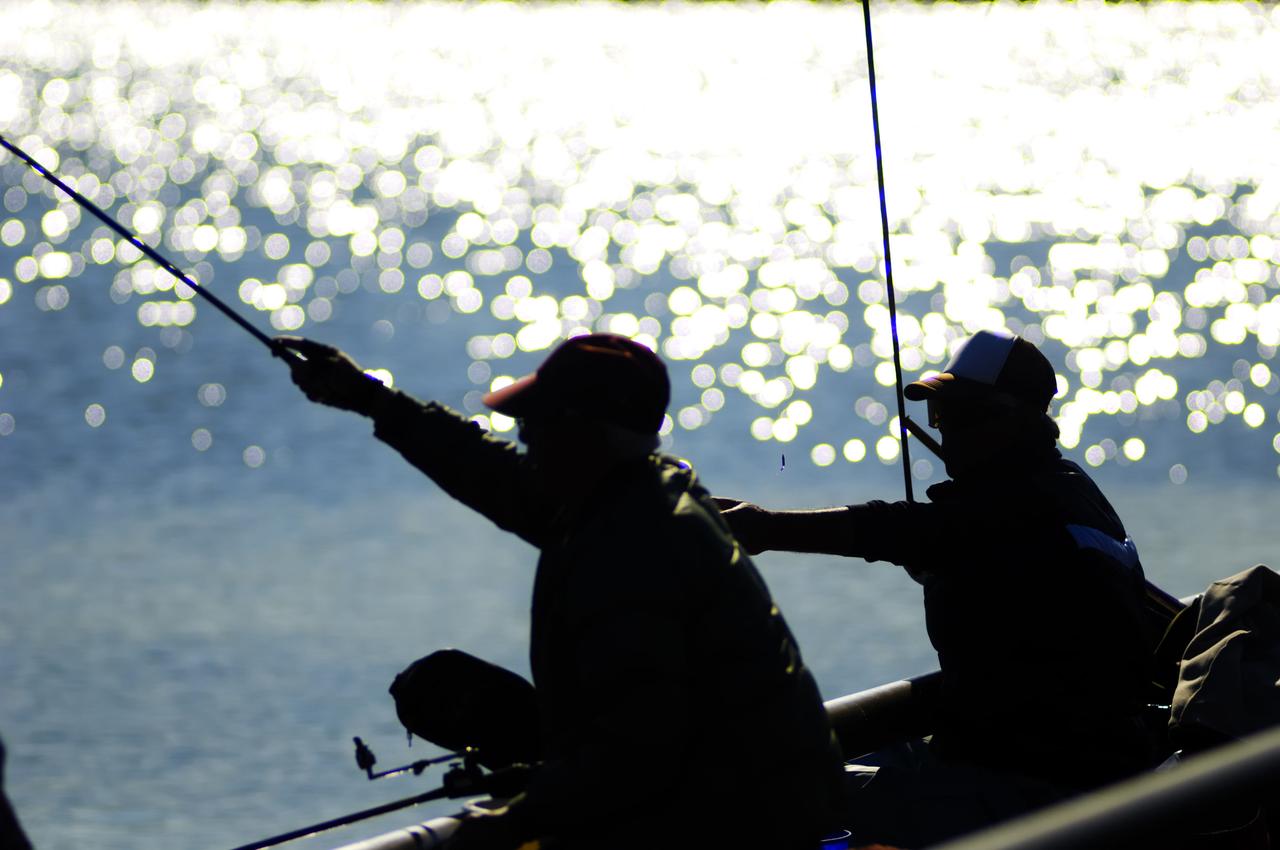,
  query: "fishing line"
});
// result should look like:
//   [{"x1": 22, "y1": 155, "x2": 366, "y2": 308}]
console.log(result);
[
  {"x1": 0, "y1": 133, "x2": 289, "y2": 358},
  {"x1": 860, "y1": 0, "x2": 916, "y2": 502}
]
